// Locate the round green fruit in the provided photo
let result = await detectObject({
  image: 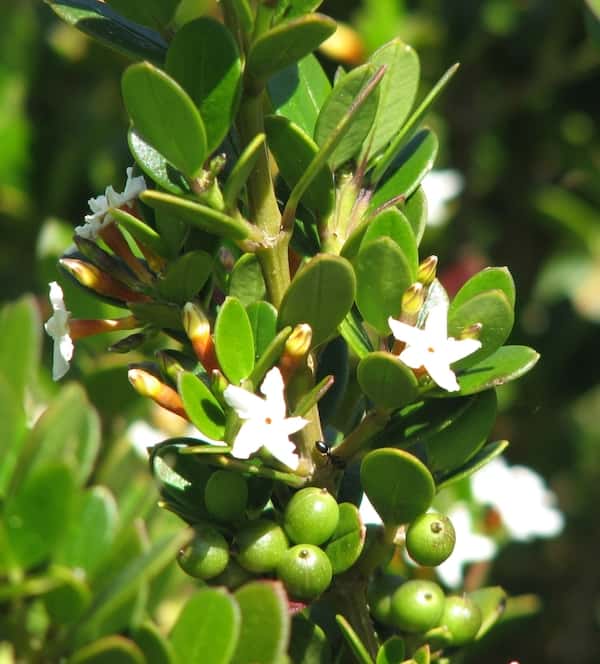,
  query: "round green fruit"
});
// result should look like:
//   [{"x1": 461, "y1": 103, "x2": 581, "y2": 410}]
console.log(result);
[
  {"x1": 367, "y1": 574, "x2": 405, "y2": 625},
  {"x1": 390, "y1": 579, "x2": 445, "y2": 633},
  {"x1": 177, "y1": 526, "x2": 229, "y2": 580},
  {"x1": 205, "y1": 470, "x2": 248, "y2": 522},
  {"x1": 283, "y1": 487, "x2": 340, "y2": 545},
  {"x1": 439, "y1": 595, "x2": 482, "y2": 646},
  {"x1": 236, "y1": 519, "x2": 288, "y2": 573},
  {"x1": 277, "y1": 544, "x2": 333, "y2": 601},
  {"x1": 405, "y1": 512, "x2": 456, "y2": 567}
]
